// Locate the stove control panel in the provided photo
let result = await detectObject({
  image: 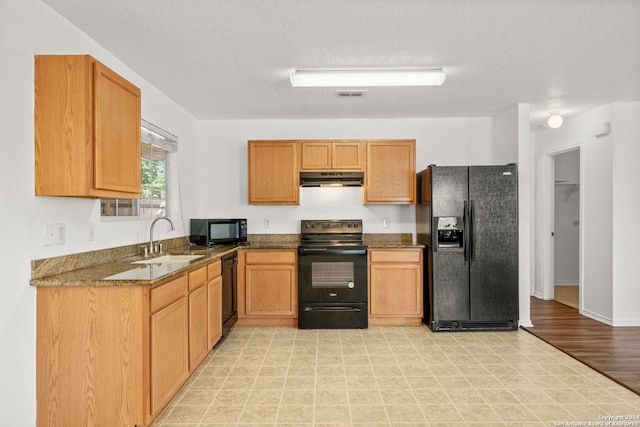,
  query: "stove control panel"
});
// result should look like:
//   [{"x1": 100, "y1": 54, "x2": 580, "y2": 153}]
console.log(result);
[{"x1": 301, "y1": 219, "x2": 362, "y2": 234}]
